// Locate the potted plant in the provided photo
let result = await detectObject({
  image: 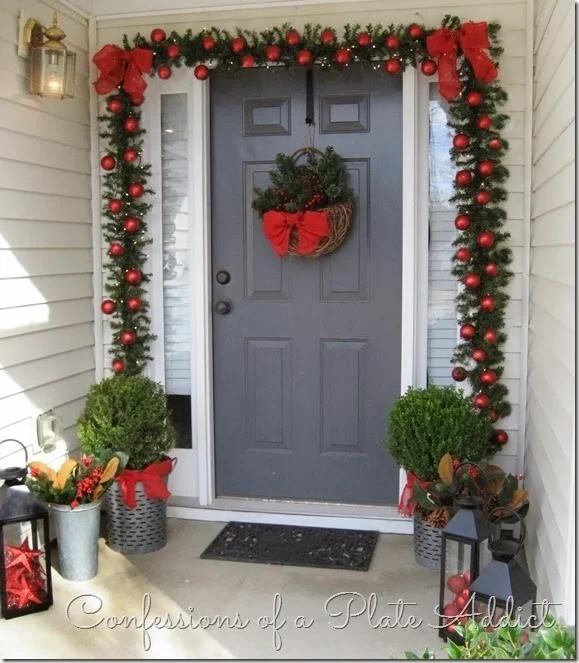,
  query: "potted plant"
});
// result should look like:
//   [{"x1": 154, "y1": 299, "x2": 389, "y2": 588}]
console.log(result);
[
  {"x1": 26, "y1": 452, "x2": 125, "y2": 580},
  {"x1": 76, "y1": 375, "x2": 175, "y2": 554},
  {"x1": 384, "y1": 385, "x2": 495, "y2": 568}
]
